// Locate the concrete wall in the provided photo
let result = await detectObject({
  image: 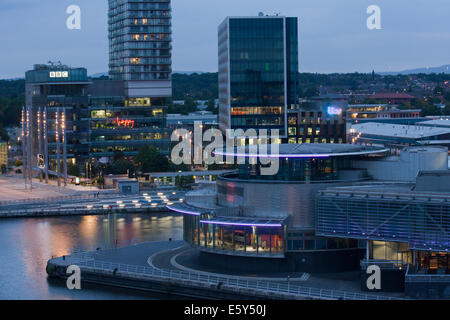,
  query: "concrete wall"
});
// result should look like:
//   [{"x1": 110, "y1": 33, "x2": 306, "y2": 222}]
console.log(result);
[
  {"x1": 216, "y1": 177, "x2": 367, "y2": 230},
  {"x1": 416, "y1": 171, "x2": 450, "y2": 192},
  {"x1": 353, "y1": 146, "x2": 448, "y2": 182}
]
